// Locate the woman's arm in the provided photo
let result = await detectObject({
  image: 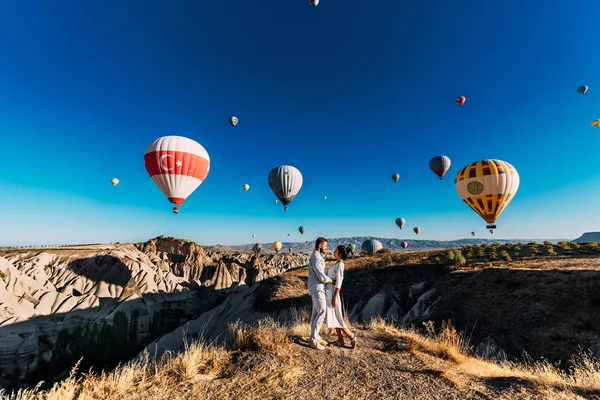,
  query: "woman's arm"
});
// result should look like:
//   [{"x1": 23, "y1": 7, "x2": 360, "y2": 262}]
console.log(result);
[{"x1": 331, "y1": 288, "x2": 341, "y2": 308}]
